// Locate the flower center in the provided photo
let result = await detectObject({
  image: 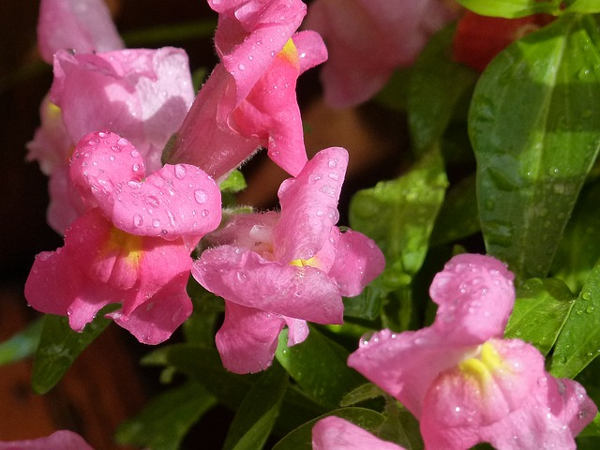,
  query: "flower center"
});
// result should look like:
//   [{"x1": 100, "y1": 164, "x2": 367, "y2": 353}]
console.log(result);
[
  {"x1": 278, "y1": 38, "x2": 299, "y2": 69},
  {"x1": 290, "y1": 256, "x2": 319, "y2": 268},
  {"x1": 458, "y1": 341, "x2": 506, "y2": 388},
  {"x1": 105, "y1": 227, "x2": 144, "y2": 267}
]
